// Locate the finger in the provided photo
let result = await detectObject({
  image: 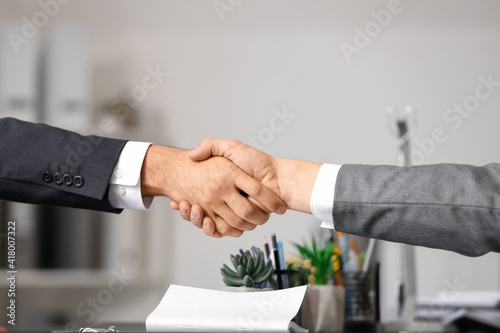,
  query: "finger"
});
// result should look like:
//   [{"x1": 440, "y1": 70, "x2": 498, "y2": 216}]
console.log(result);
[
  {"x1": 234, "y1": 174, "x2": 287, "y2": 215},
  {"x1": 247, "y1": 196, "x2": 271, "y2": 213},
  {"x1": 213, "y1": 214, "x2": 245, "y2": 237},
  {"x1": 225, "y1": 192, "x2": 271, "y2": 226},
  {"x1": 188, "y1": 138, "x2": 239, "y2": 161},
  {"x1": 190, "y1": 204, "x2": 204, "y2": 228},
  {"x1": 179, "y1": 201, "x2": 192, "y2": 223},
  {"x1": 202, "y1": 216, "x2": 218, "y2": 237},
  {"x1": 218, "y1": 204, "x2": 257, "y2": 231},
  {"x1": 170, "y1": 200, "x2": 180, "y2": 210},
  {"x1": 241, "y1": 190, "x2": 276, "y2": 214}
]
